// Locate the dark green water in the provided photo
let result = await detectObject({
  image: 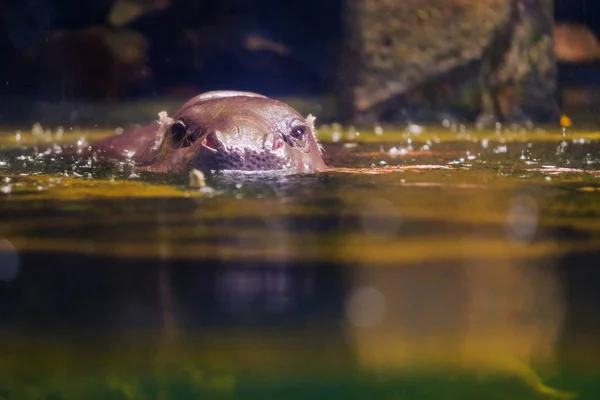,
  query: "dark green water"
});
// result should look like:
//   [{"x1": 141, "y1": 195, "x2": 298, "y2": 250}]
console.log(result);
[{"x1": 0, "y1": 124, "x2": 599, "y2": 399}]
